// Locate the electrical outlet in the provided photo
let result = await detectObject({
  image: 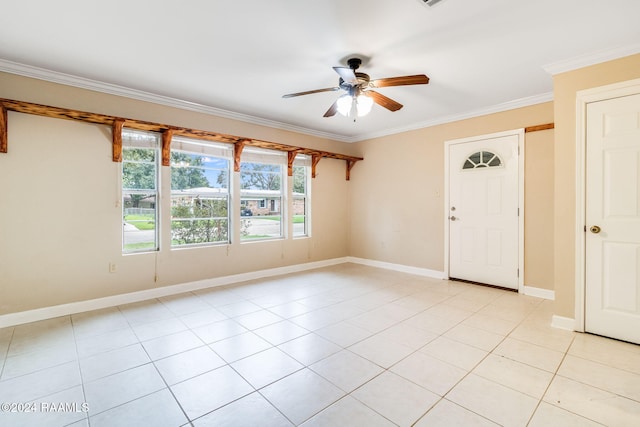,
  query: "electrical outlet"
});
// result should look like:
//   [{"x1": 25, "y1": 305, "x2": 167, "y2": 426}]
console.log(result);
[{"x1": 109, "y1": 263, "x2": 117, "y2": 273}]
